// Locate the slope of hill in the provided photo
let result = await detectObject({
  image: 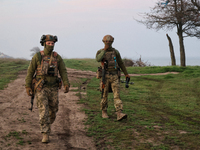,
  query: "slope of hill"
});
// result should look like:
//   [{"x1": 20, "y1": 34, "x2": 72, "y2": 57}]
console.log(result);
[{"x1": 0, "y1": 52, "x2": 12, "y2": 58}]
